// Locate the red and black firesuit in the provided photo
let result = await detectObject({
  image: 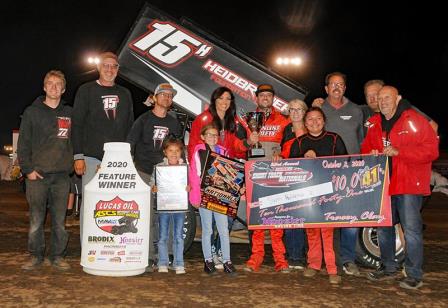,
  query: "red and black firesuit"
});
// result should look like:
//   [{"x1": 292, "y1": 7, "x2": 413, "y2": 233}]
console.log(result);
[
  {"x1": 239, "y1": 107, "x2": 291, "y2": 271},
  {"x1": 288, "y1": 130, "x2": 347, "y2": 275}
]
